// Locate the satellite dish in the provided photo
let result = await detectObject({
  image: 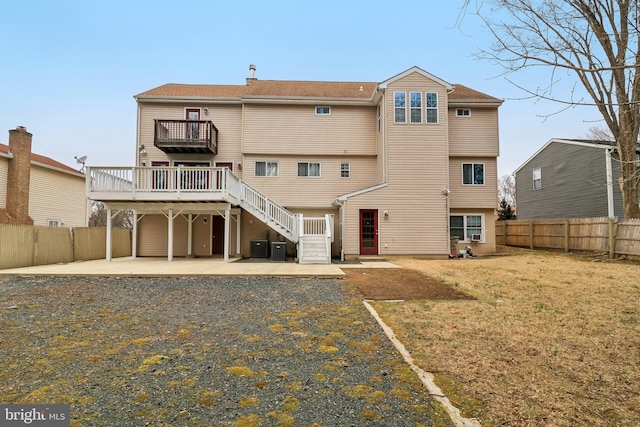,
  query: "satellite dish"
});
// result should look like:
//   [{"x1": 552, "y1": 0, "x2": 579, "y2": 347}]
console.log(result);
[{"x1": 75, "y1": 155, "x2": 87, "y2": 164}]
